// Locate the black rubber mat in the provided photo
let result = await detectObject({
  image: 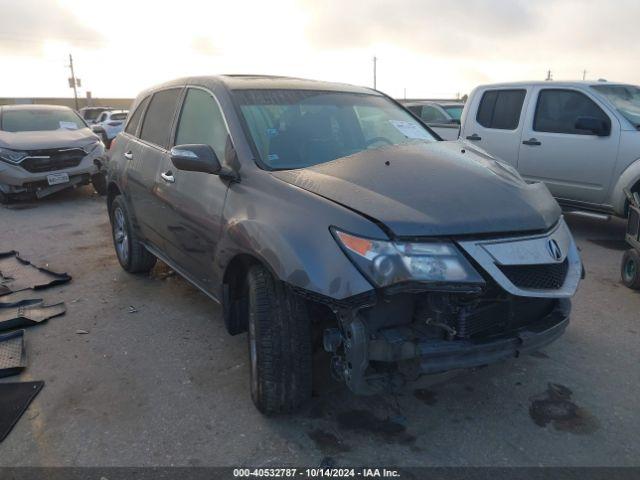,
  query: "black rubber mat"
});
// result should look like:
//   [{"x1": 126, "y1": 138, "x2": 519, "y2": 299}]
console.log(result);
[
  {"x1": 0, "y1": 330, "x2": 26, "y2": 378},
  {"x1": 0, "y1": 381, "x2": 43, "y2": 443},
  {"x1": 0, "y1": 251, "x2": 71, "y2": 296},
  {"x1": 0, "y1": 299, "x2": 66, "y2": 332}
]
